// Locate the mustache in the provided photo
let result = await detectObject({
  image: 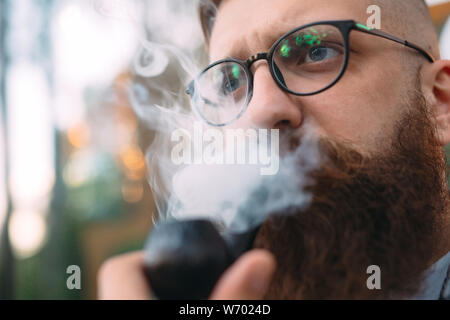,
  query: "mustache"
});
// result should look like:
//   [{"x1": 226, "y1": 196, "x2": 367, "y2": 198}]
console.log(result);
[{"x1": 278, "y1": 123, "x2": 319, "y2": 157}]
